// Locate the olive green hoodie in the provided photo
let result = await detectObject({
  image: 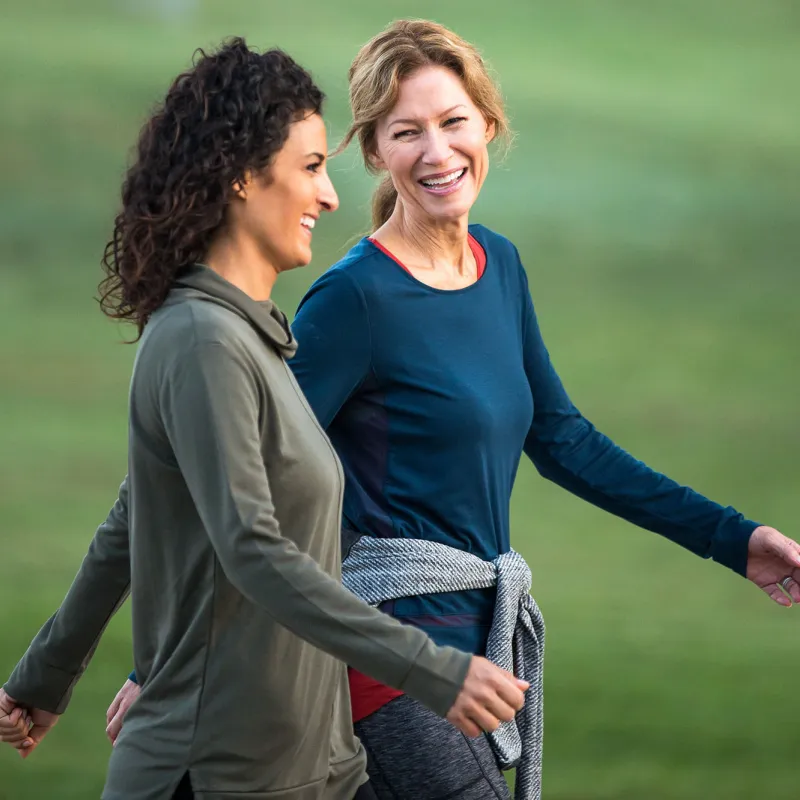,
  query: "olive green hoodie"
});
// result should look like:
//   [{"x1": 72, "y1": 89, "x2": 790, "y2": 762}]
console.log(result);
[{"x1": 4, "y1": 265, "x2": 472, "y2": 799}]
